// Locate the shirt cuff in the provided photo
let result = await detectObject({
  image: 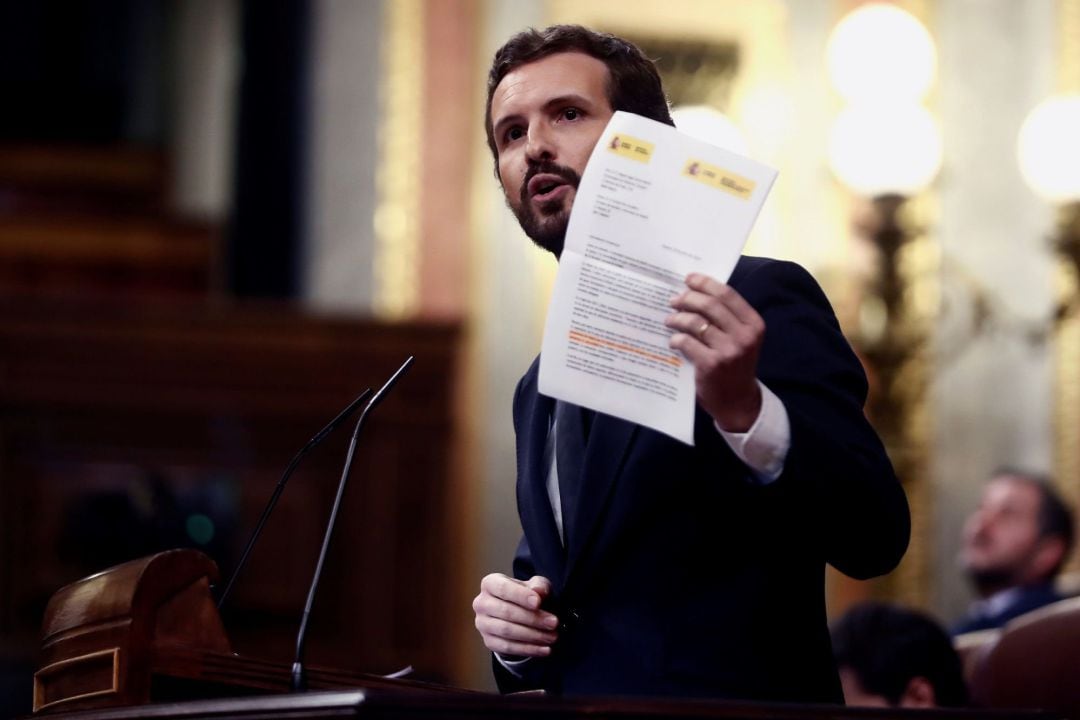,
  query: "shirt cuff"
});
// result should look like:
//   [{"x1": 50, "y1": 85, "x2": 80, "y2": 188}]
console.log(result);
[
  {"x1": 494, "y1": 652, "x2": 531, "y2": 678},
  {"x1": 714, "y1": 380, "x2": 790, "y2": 483}
]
